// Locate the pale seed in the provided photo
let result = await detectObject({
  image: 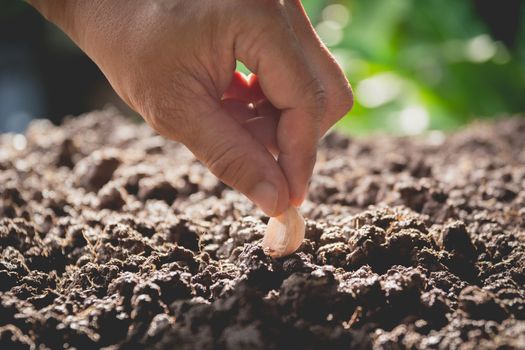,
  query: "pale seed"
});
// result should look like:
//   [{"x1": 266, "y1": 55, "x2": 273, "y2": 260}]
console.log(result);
[{"x1": 262, "y1": 206, "x2": 305, "y2": 258}]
